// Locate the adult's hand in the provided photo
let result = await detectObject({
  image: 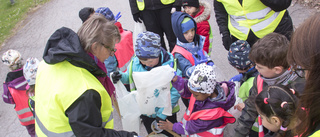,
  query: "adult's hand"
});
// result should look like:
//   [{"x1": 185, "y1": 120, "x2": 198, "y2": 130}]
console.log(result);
[
  {"x1": 132, "y1": 12, "x2": 142, "y2": 23},
  {"x1": 222, "y1": 34, "x2": 232, "y2": 51}
]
